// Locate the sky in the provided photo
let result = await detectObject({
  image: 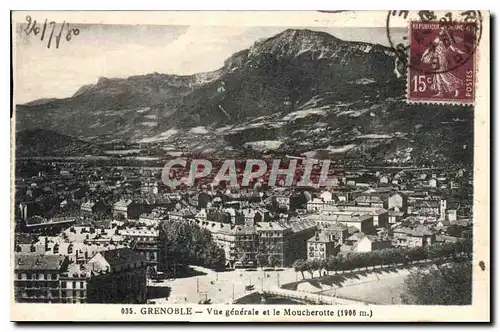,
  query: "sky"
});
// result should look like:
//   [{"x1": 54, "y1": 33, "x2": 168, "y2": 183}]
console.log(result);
[{"x1": 14, "y1": 23, "x2": 401, "y2": 104}]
